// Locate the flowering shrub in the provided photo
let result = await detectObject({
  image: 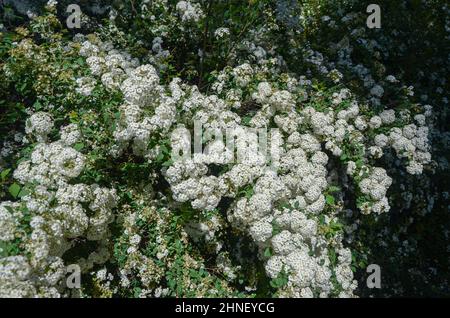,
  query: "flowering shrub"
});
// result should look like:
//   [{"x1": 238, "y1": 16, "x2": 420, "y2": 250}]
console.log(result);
[{"x1": 0, "y1": 0, "x2": 448, "y2": 297}]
